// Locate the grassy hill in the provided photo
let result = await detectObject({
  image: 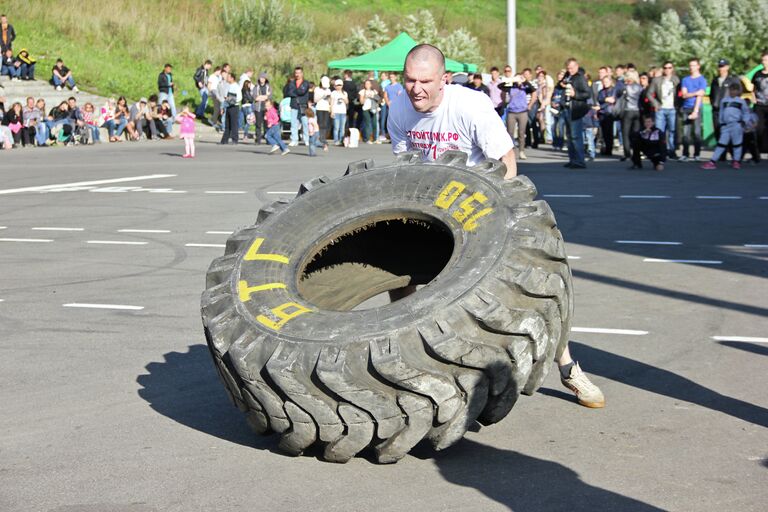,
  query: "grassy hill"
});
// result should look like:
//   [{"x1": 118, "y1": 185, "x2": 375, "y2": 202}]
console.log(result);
[{"x1": 5, "y1": 0, "x2": 656, "y2": 103}]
